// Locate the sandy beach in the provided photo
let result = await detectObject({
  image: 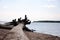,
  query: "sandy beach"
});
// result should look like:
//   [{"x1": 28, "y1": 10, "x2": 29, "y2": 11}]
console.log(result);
[{"x1": 0, "y1": 28, "x2": 60, "y2": 40}]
